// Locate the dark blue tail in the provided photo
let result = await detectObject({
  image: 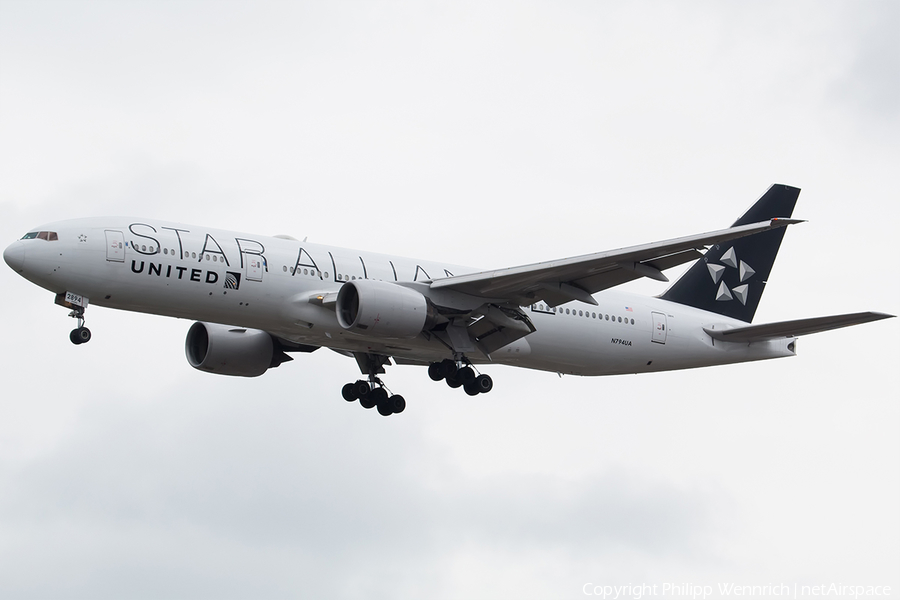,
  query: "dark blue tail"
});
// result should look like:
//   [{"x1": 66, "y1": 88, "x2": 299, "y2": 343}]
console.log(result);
[{"x1": 660, "y1": 184, "x2": 800, "y2": 323}]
